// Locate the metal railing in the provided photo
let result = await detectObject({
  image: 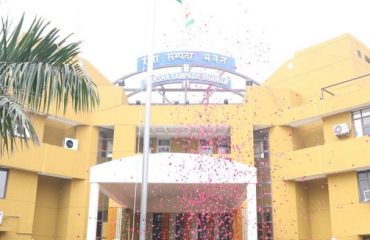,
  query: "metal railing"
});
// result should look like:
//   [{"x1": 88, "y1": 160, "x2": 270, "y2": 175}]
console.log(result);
[{"x1": 320, "y1": 73, "x2": 370, "y2": 100}]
